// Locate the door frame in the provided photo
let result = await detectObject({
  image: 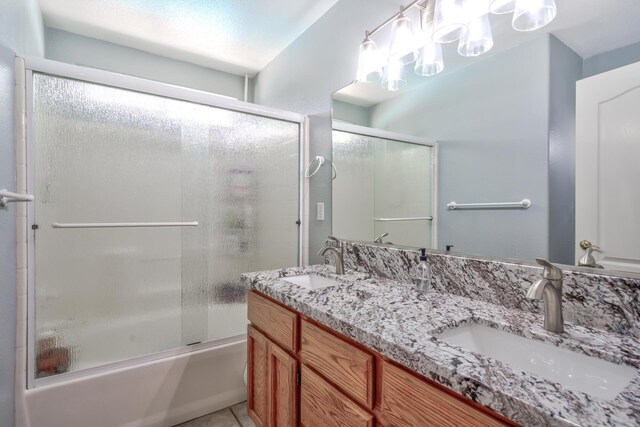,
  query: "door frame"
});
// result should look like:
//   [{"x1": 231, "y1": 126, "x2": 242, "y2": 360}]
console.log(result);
[{"x1": 20, "y1": 56, "x2": 309, "y2": 389}]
